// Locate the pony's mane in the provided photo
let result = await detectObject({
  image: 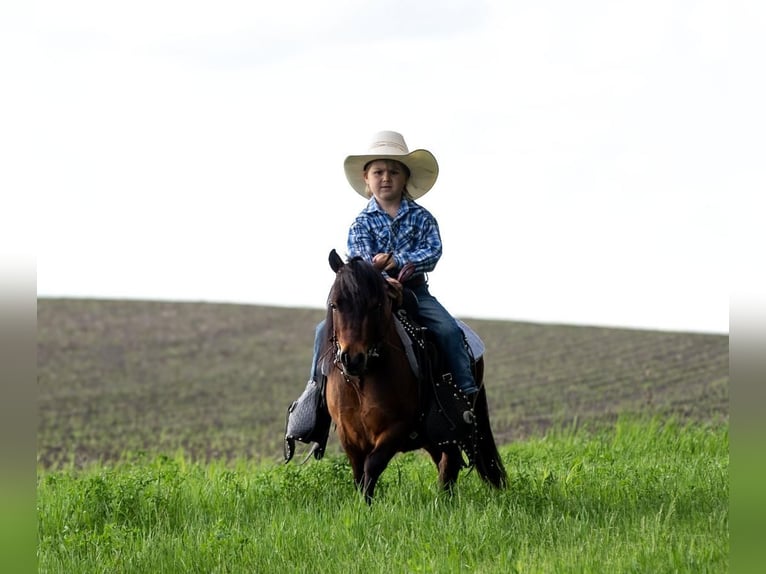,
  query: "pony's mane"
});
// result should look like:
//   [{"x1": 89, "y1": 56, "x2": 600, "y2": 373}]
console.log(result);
[
  {"x1": 325, "y1": 257, "x2": 389, "y2": 344},
  {"x1": 330, "y1": 257, "x2": 387, "y2": 311}
]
